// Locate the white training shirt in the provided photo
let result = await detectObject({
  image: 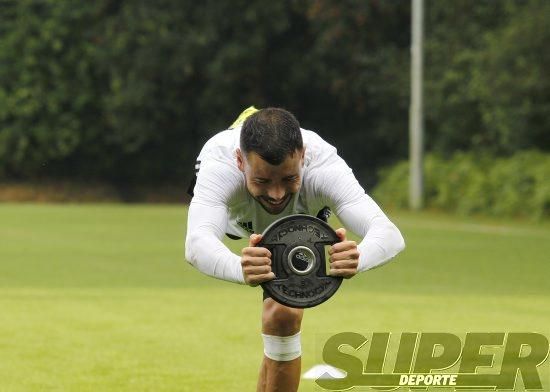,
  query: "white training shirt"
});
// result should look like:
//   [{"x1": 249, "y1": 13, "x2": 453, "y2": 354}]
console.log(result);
[{"x1": 185, "y1": 126, "x2": 405, "y2": 284}]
